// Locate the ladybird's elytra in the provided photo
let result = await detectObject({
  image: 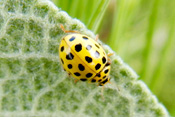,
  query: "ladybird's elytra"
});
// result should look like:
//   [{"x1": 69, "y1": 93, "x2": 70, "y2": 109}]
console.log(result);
[{"x1": 59, "y1": 25, "x2": 111, "y2": 86}]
